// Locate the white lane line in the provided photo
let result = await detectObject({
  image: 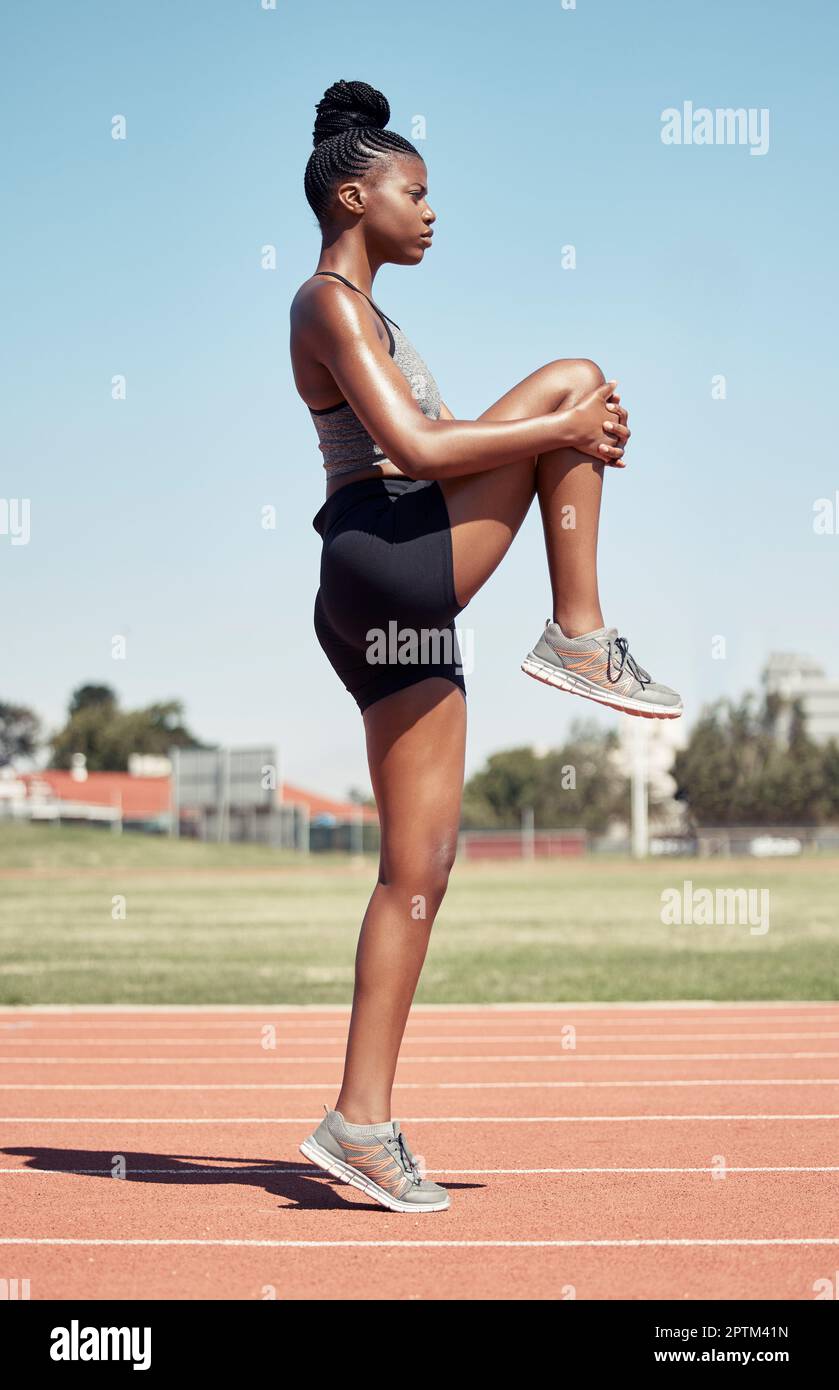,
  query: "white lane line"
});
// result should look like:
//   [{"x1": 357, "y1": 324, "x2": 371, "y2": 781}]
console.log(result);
[
  {"x1": 4, "y1": 1051, "x2": 839, "y2": 1064},
  {"x1": 4, "y1": 1034, "x2": 839, "y2": 1046},
  {"x1": 4, "y1": 1078, "x2": 839, "y2": 1090},
  {"x1": 0, "y1": 1016, "x2": 835, "y2": 1030},
  {"x1": 3, "y1": 1165, "x2": 839, "y2": 1176},
  {"x1": 1, "y1": 1237, "x2": 838, "y2": 1248},
  {"x1": 2, "y1": 1113, "x2": 839, "y2": 1123},
  {"x1": 4, "y1": 1027, "x2": 839, "y2": 1041},
  {"x1": 4, "y1": 1039, "x2": 839, "y2": 1045},
  {"x1": 1, "y1": 1006, "x2": 833, "y2": 1017}
]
